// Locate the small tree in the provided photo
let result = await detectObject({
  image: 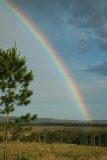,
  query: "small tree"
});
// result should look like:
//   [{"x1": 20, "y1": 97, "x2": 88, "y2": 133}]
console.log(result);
[
  {"x1": 16, "y1": 113, "x2": 37, "y2": 124},
  {"x1": 0, "y1": 46, "x2": 34, "y2": 160},
  {"x1": 12, "y1": 113, "x2": 37, "y2": 143}
]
